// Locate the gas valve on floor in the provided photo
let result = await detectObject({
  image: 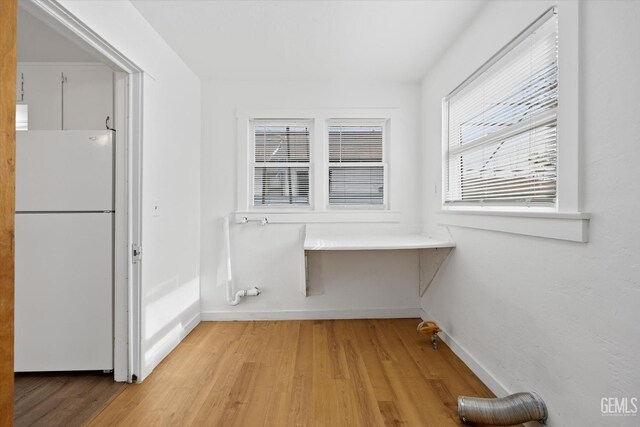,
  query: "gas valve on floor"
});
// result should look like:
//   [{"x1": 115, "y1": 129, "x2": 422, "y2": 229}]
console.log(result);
[{"x1": 417, "y1": 320, "x2": 442, "y2": 350}]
